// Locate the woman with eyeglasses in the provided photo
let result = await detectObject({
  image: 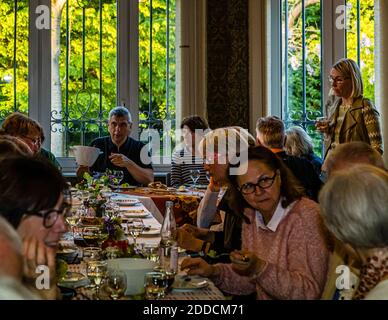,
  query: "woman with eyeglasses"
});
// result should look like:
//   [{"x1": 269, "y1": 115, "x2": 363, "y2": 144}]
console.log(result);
[
  {"x1": 181, "y1": 146, "x2": 330, "y2": 300},
  {"x1": 0, "y1": 157, "x2": 69, "y2": 299},
  {"x1": 316, "y1": 58, "x2": 383, "y2": 161},
  {"x1": 1, "y1": 112, "x2": 61, "y2": 170}
]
